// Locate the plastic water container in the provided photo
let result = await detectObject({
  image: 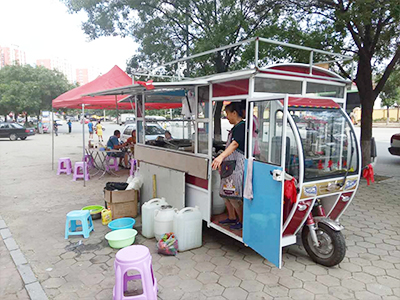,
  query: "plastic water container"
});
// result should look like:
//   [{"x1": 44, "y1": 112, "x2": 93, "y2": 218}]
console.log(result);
[
  {"x1": 212, "y1": 170, "x2": 226, "y2": 215},
  {"x1": 141, "y1": 198, "x2": 168, "y2": 238},
  {"x1": 173, "y1": 207, "x2": 202, "y2": 251},
  {"x1": 154, "y1": 205, "x2": 175, "y2": 241}
]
